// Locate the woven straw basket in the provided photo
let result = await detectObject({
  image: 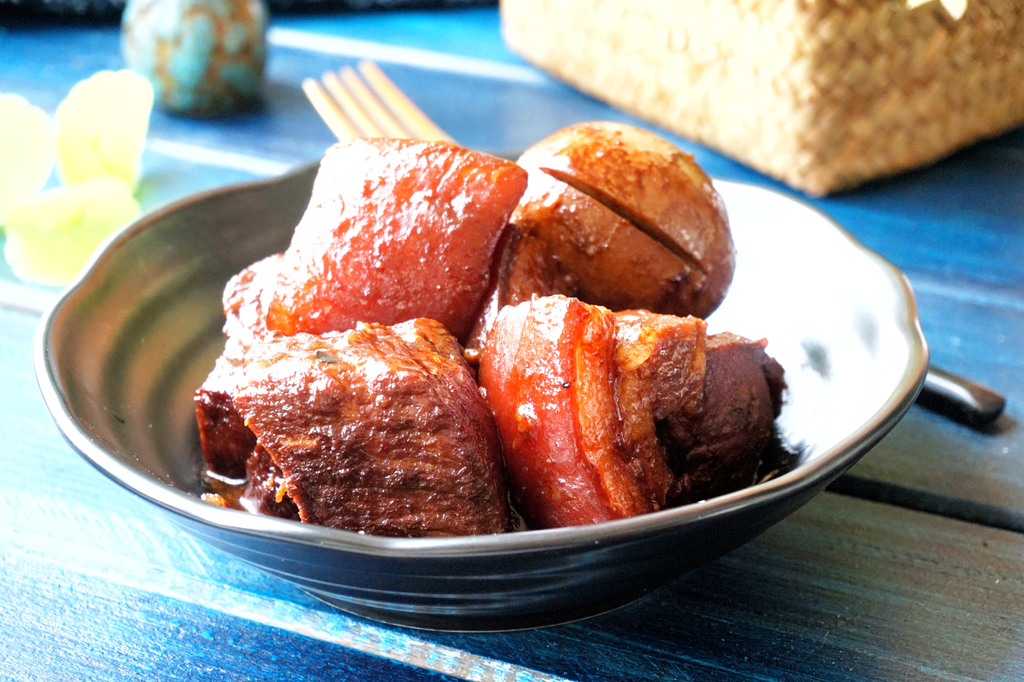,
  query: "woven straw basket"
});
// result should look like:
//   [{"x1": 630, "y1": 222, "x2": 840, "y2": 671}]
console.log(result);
[{"x1": 500, "y1": 0, "x2": 1024, "y2": 195}]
